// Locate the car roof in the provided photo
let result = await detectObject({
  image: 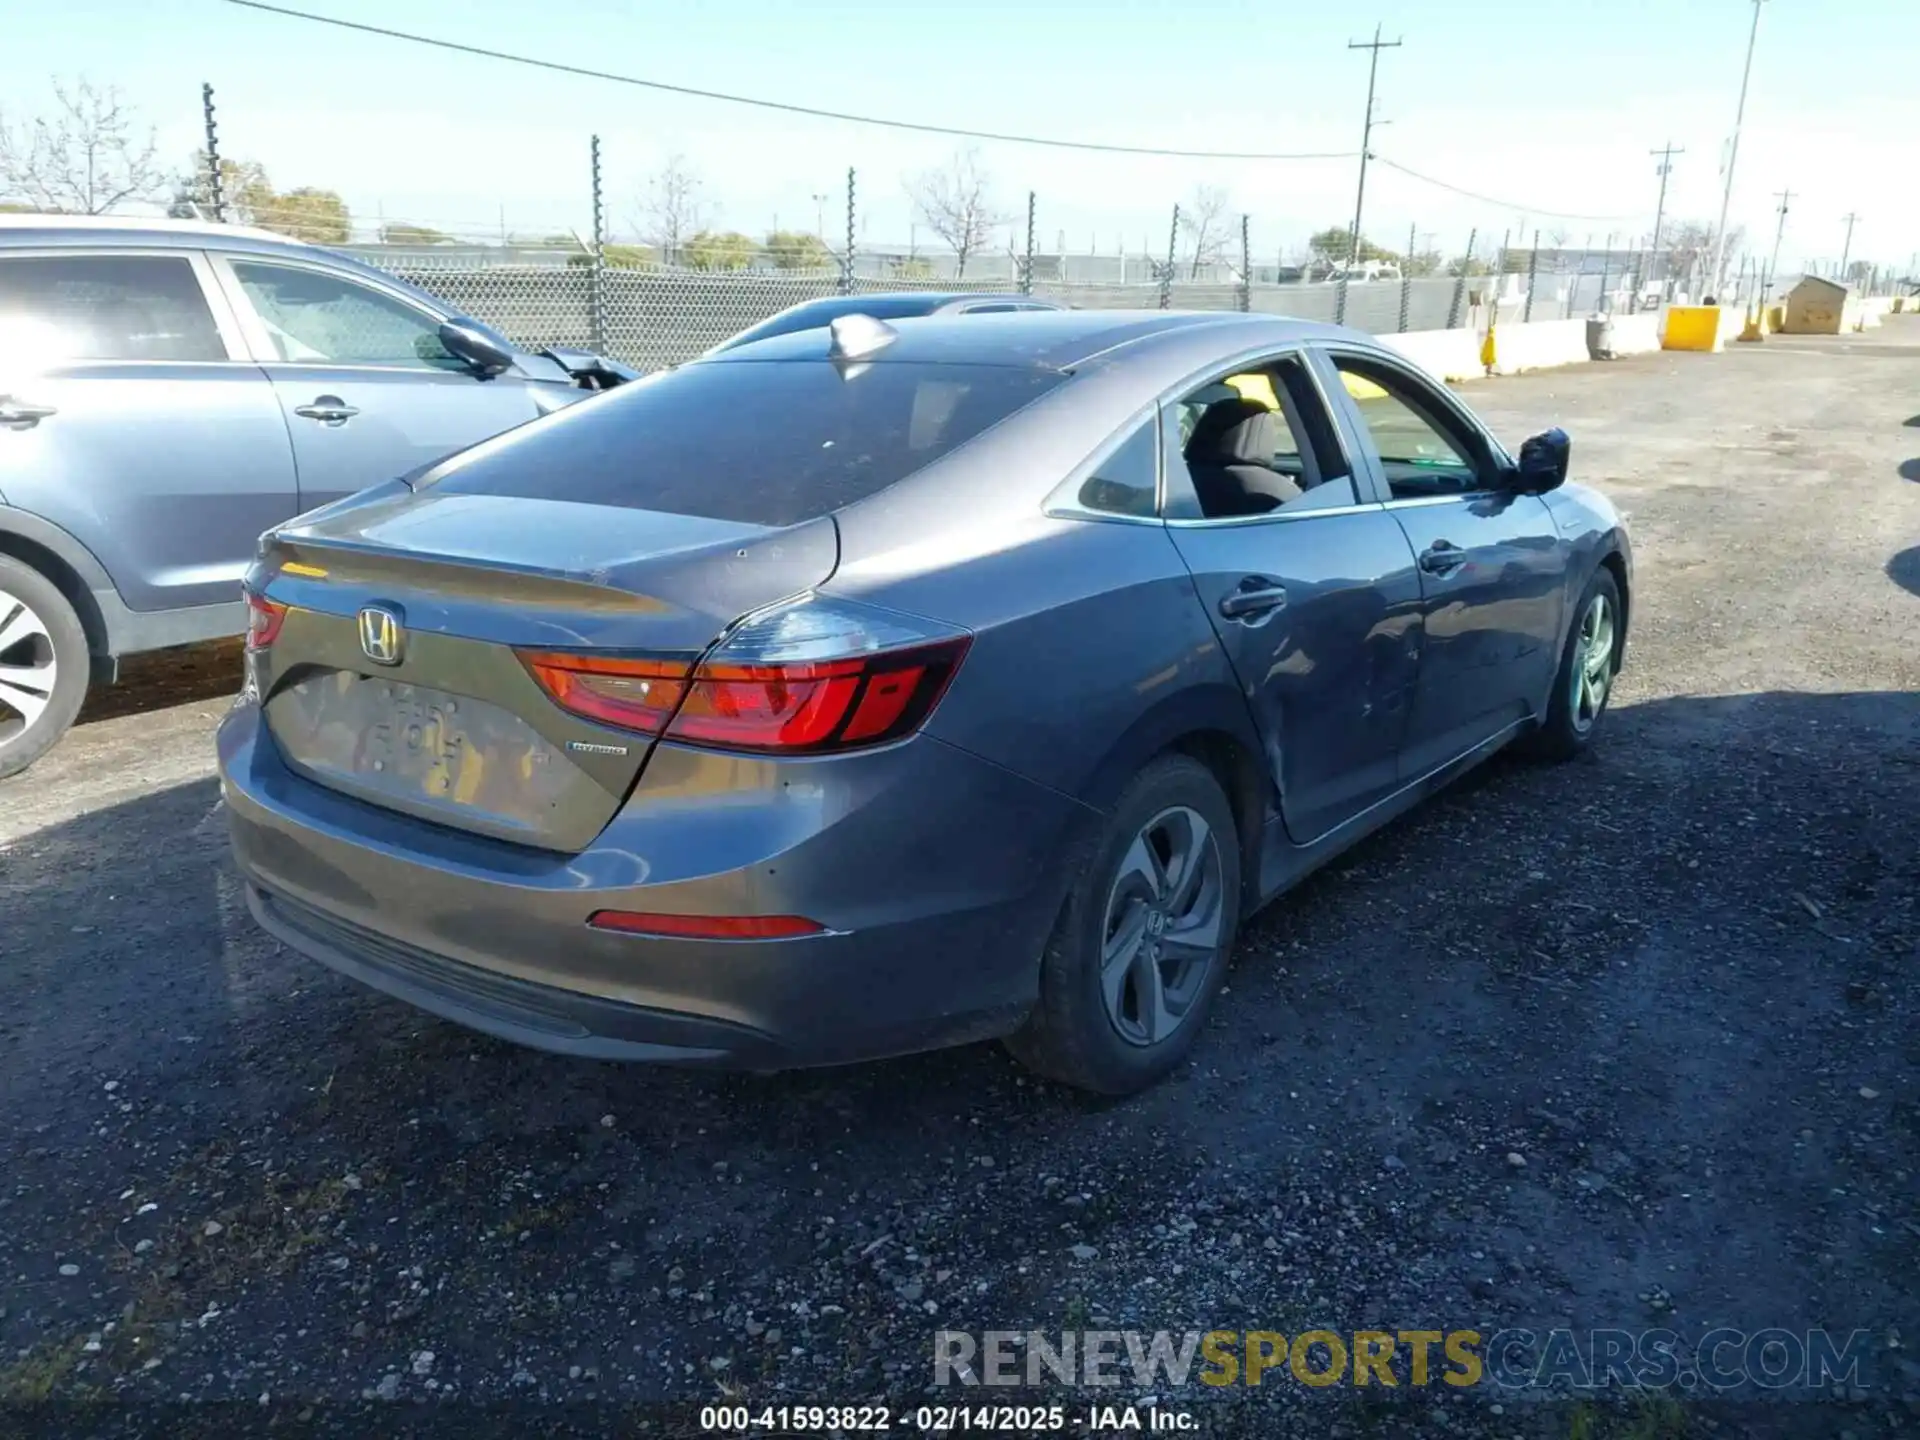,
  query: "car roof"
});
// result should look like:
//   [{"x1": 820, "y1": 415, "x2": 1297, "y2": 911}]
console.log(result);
[
  {"x1": 0, "y1": 213, "x2": 327, "y2": 256},
  {"x1": 700, "y1": 308, "x2": 1360, "y2": 373}
]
